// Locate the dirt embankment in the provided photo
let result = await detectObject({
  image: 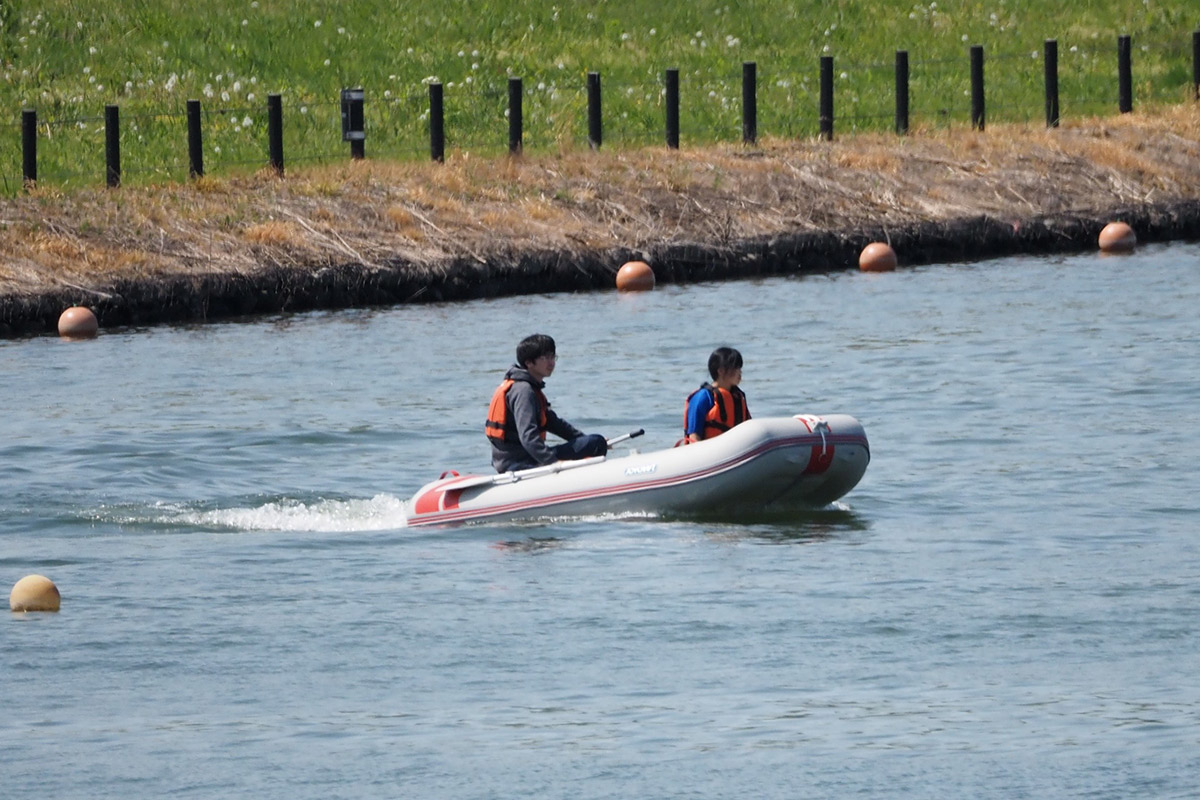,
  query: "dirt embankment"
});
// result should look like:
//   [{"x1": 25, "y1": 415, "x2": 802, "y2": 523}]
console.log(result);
[{"x1": 3, "y1": 107, "x2": 1200, "y2": 337}]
